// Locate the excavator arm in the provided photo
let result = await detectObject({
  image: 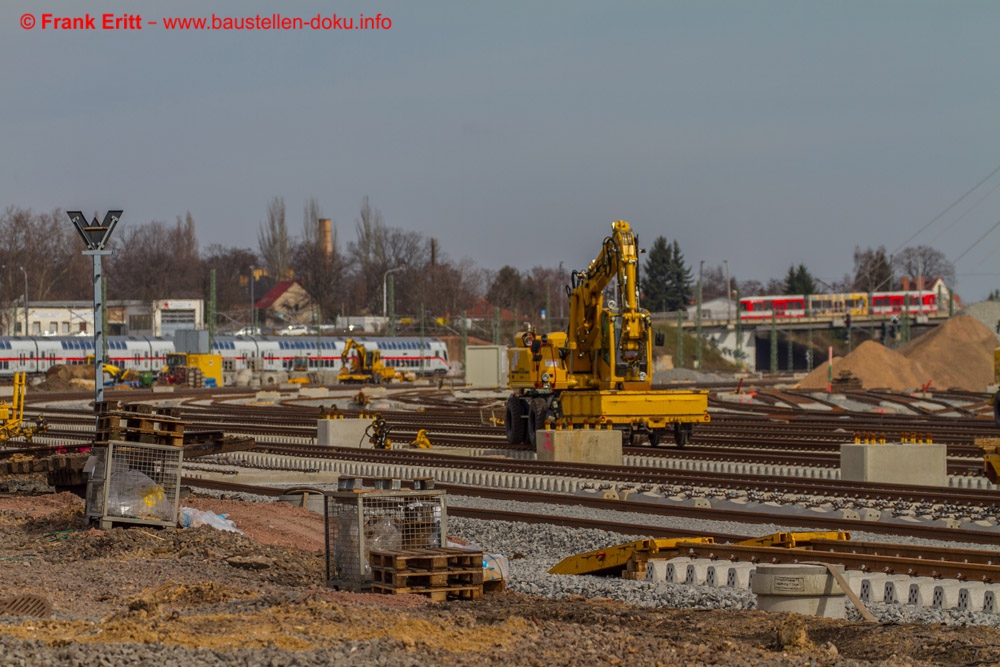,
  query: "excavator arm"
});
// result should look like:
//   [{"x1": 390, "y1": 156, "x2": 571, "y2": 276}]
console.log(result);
[{"x1": 566, "y1": 220, "x2": 651, "y2": 385}]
